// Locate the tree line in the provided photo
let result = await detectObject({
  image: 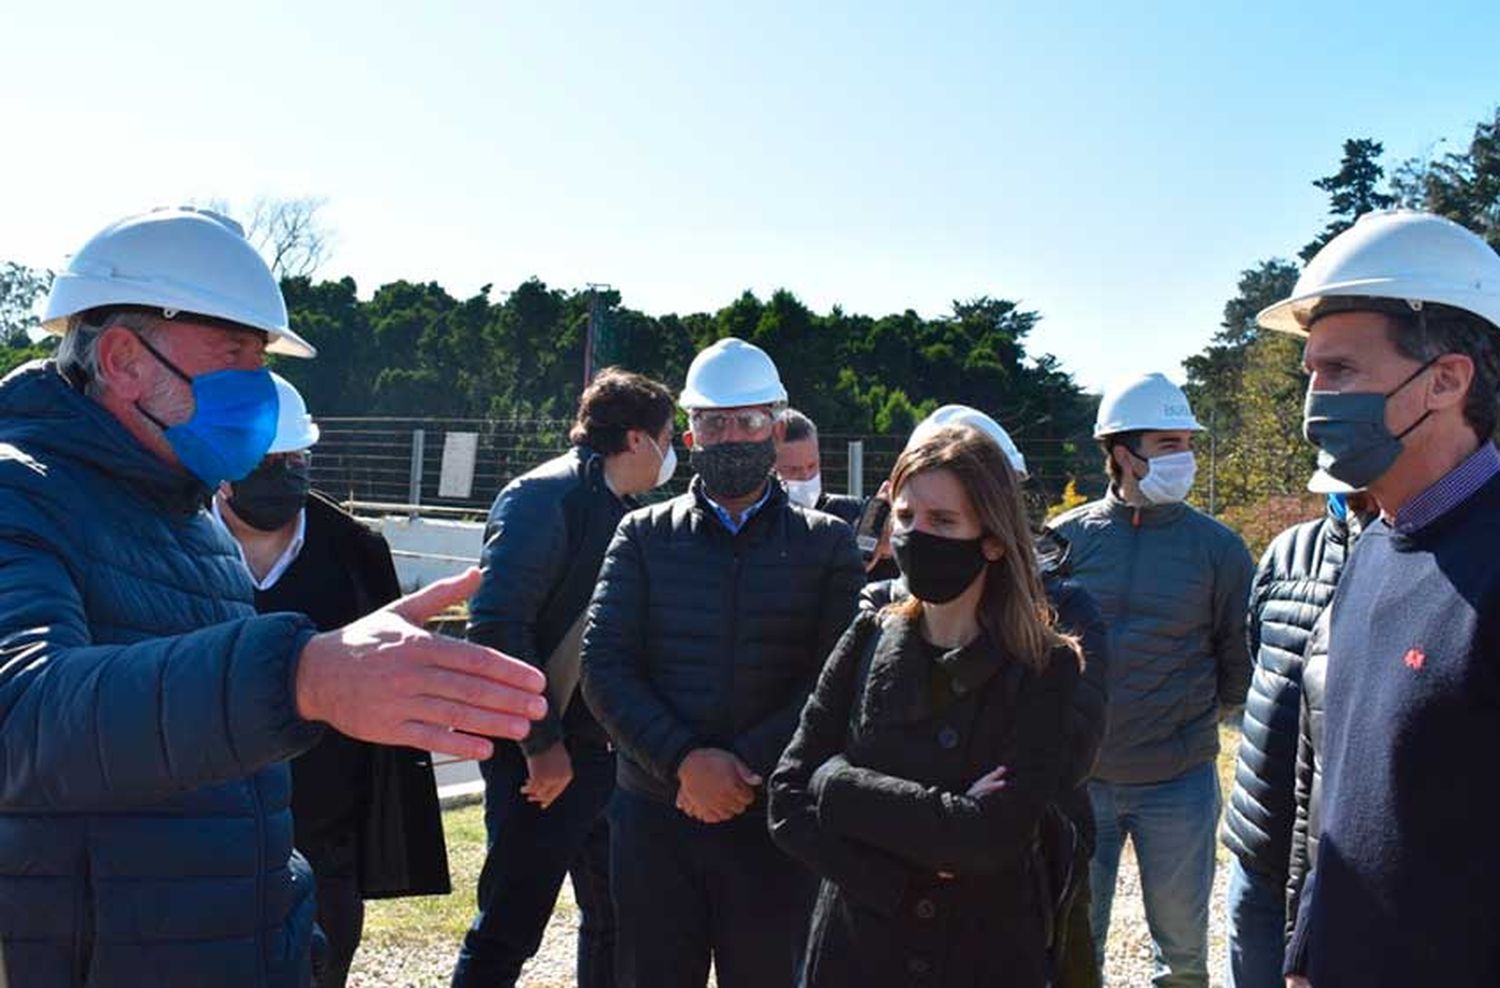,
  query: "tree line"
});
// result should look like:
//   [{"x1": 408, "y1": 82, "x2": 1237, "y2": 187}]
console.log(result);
[{"x1": 4, "y1": 105, "x2": 1500, "y2": 517}]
